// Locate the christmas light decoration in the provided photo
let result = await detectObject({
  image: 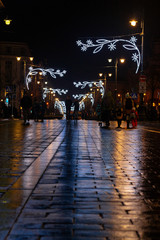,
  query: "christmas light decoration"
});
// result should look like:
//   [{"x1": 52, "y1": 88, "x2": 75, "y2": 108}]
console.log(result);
[
  {"x1": 54, "y1": 99, "x2": 65, "y2": 115},
  {"x1": 73, "y1": 80, "x2": 105, "y2": 96},
  {"x1": 76, "y1": 36, "x2": 140, "y2": 73},
  {"x1": 43, "y1": 87, "x2": 68, "y2": 99},
  {"x1": 26, "y1": 67, "x2": 67, "y2": 89}
]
